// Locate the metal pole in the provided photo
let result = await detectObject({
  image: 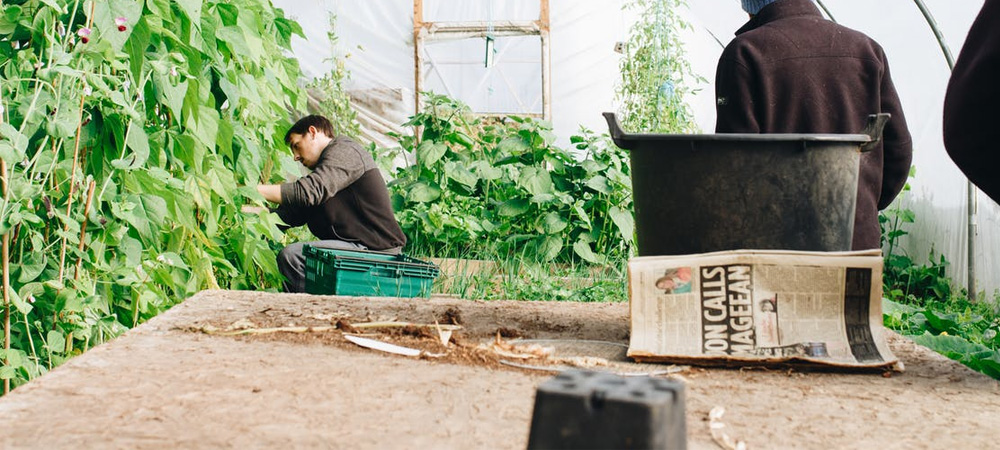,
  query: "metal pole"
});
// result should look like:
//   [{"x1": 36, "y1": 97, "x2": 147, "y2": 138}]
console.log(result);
[
  {"x1": 814, "y1": 0, "x2": 837, "y2": 22},
  {"x1": 539, "y1": 0, "x2": 551, "y2": 121},
  {"x1": 912, "y1": 0, "x2": 977, "y2": 301}
]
